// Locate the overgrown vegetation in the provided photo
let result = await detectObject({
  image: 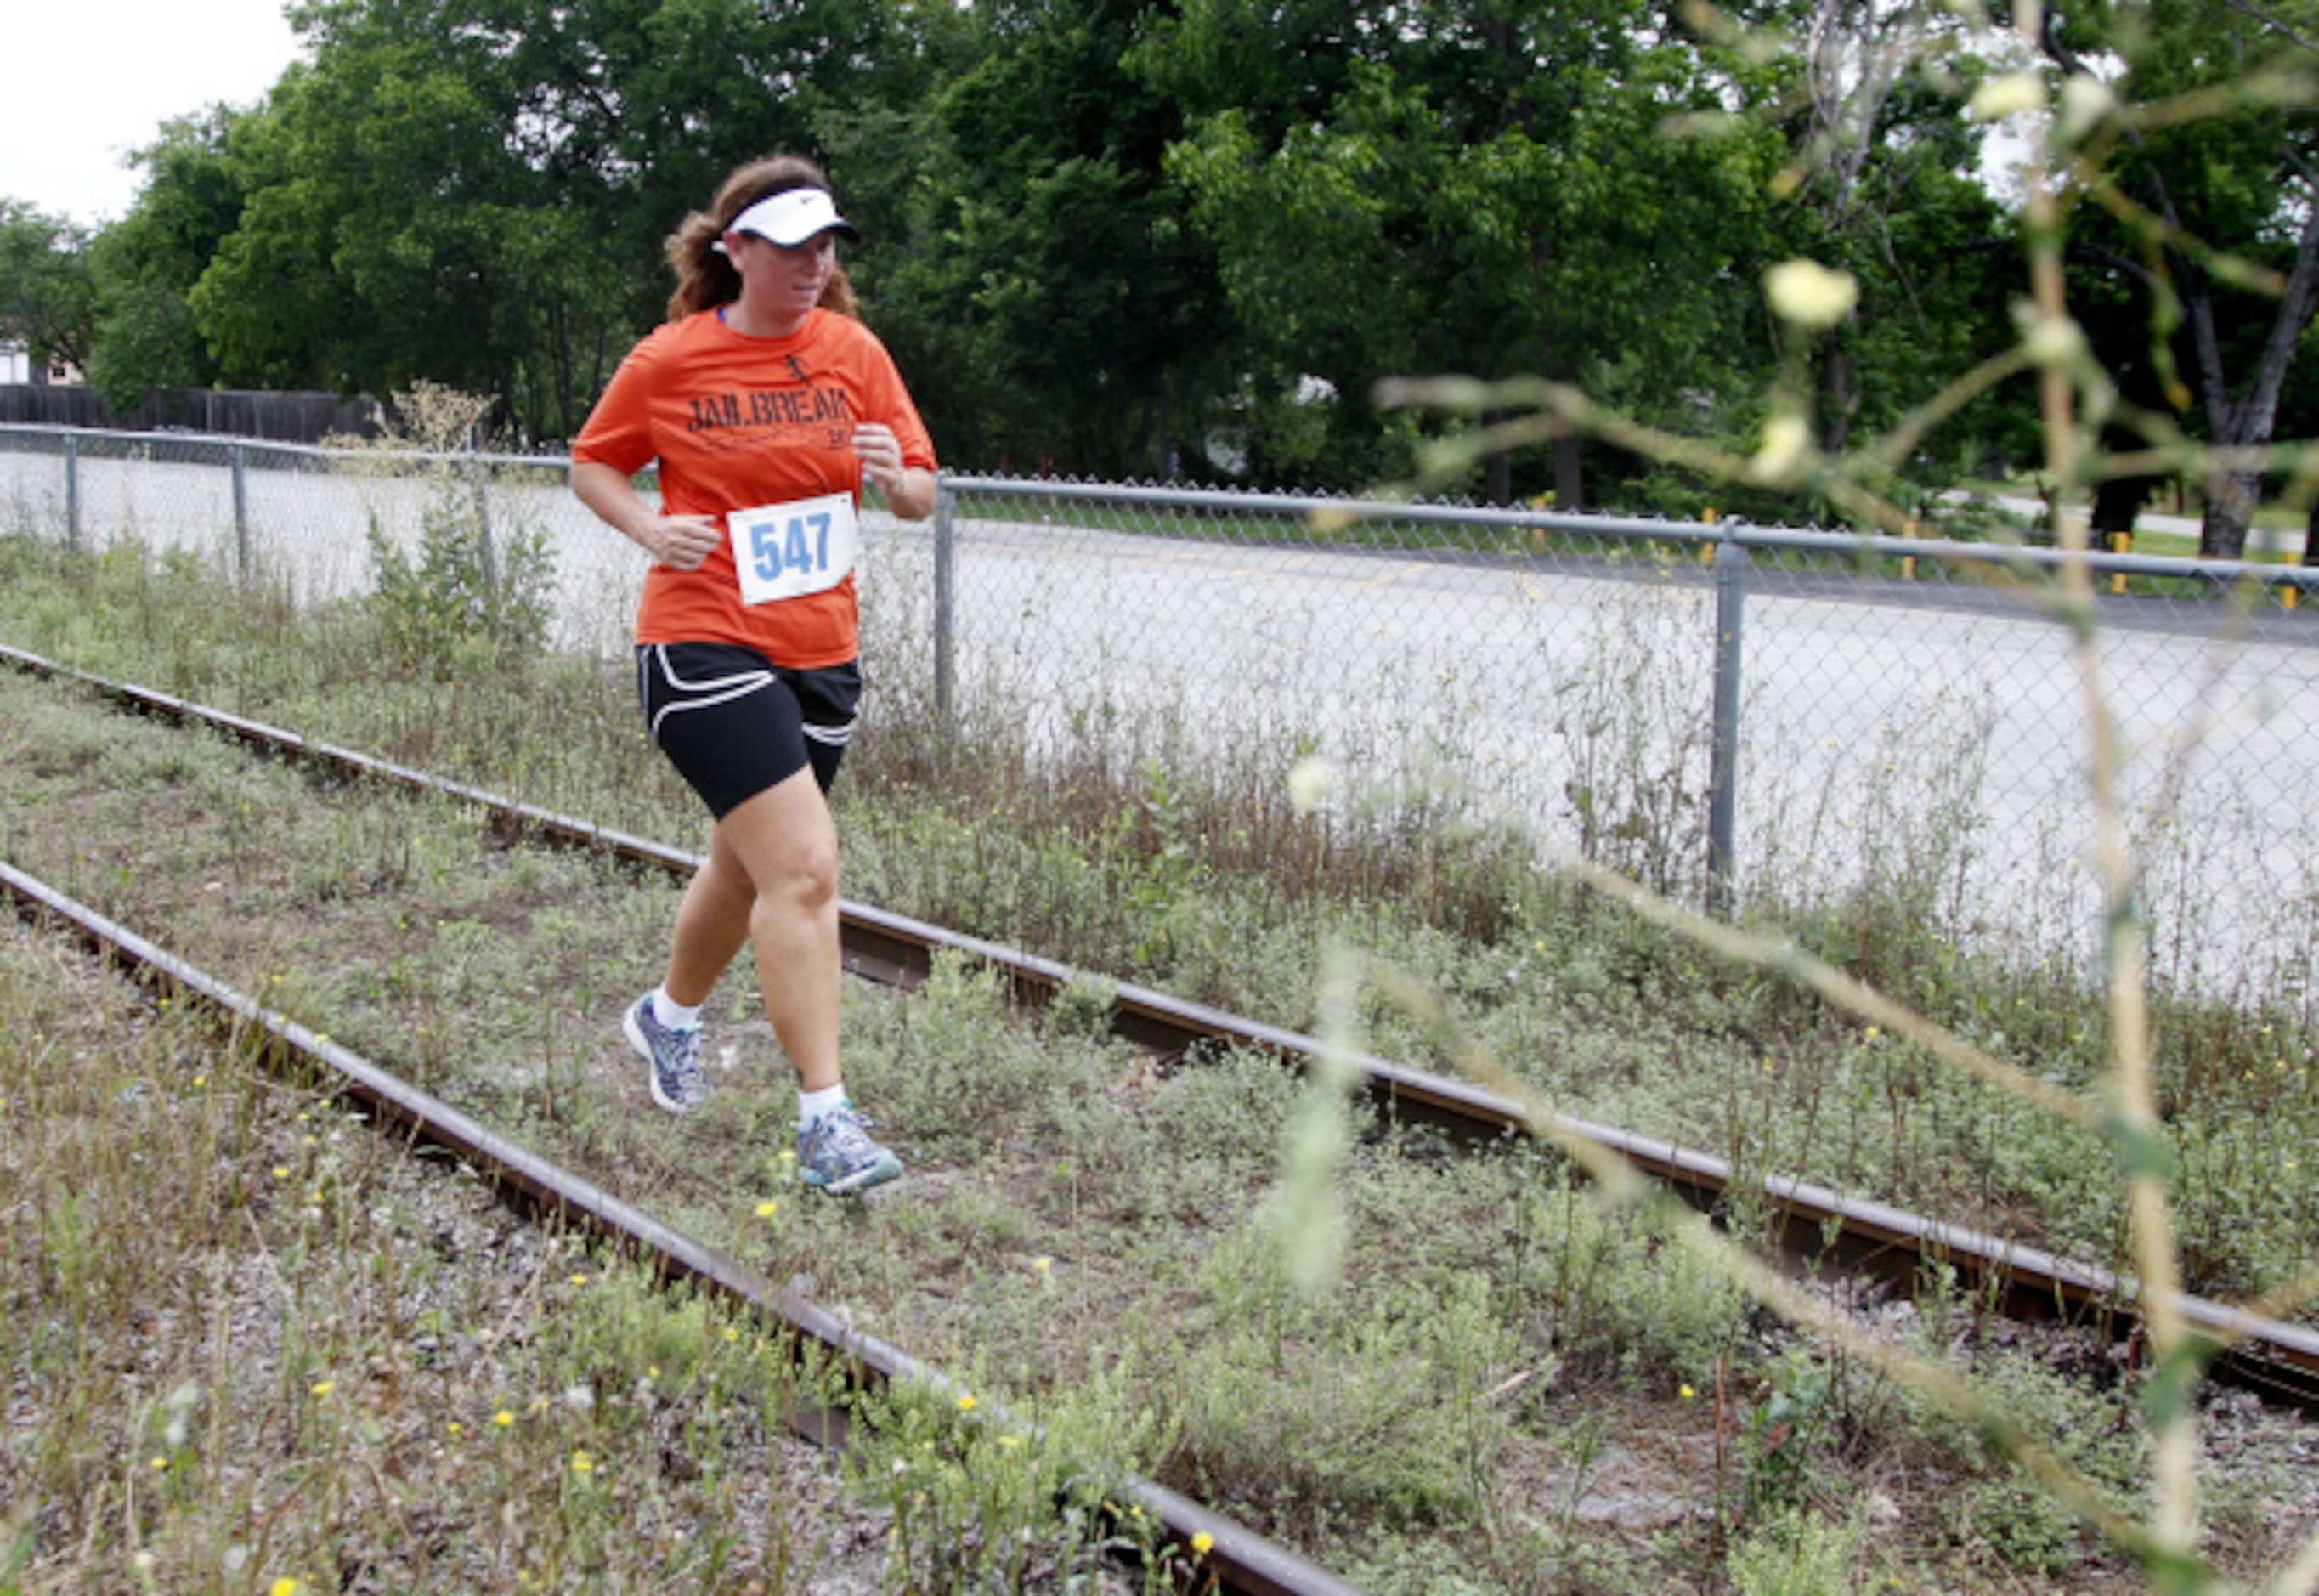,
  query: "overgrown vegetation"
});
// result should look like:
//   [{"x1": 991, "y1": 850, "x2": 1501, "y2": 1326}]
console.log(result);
[
  {"x1": 1, "y1": 507, "x2": 2315, "y2": 1588},
  {"x1": 8, "y1": 10, "x2": 2319, "y2": 1577},
  {"x1": 337, "y1": 381, "x2": 560, "y2": 673}
]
